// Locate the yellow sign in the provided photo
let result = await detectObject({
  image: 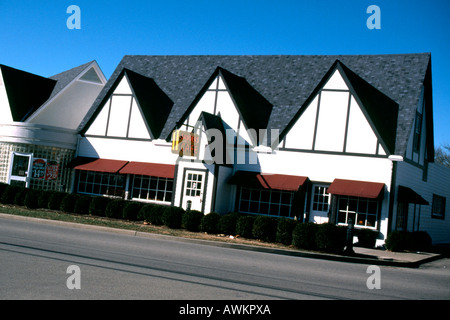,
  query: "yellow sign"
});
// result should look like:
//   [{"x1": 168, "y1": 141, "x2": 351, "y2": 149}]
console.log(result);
[{"x1": 171, "y1": 130, "x2": 200, "y2": 157}]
